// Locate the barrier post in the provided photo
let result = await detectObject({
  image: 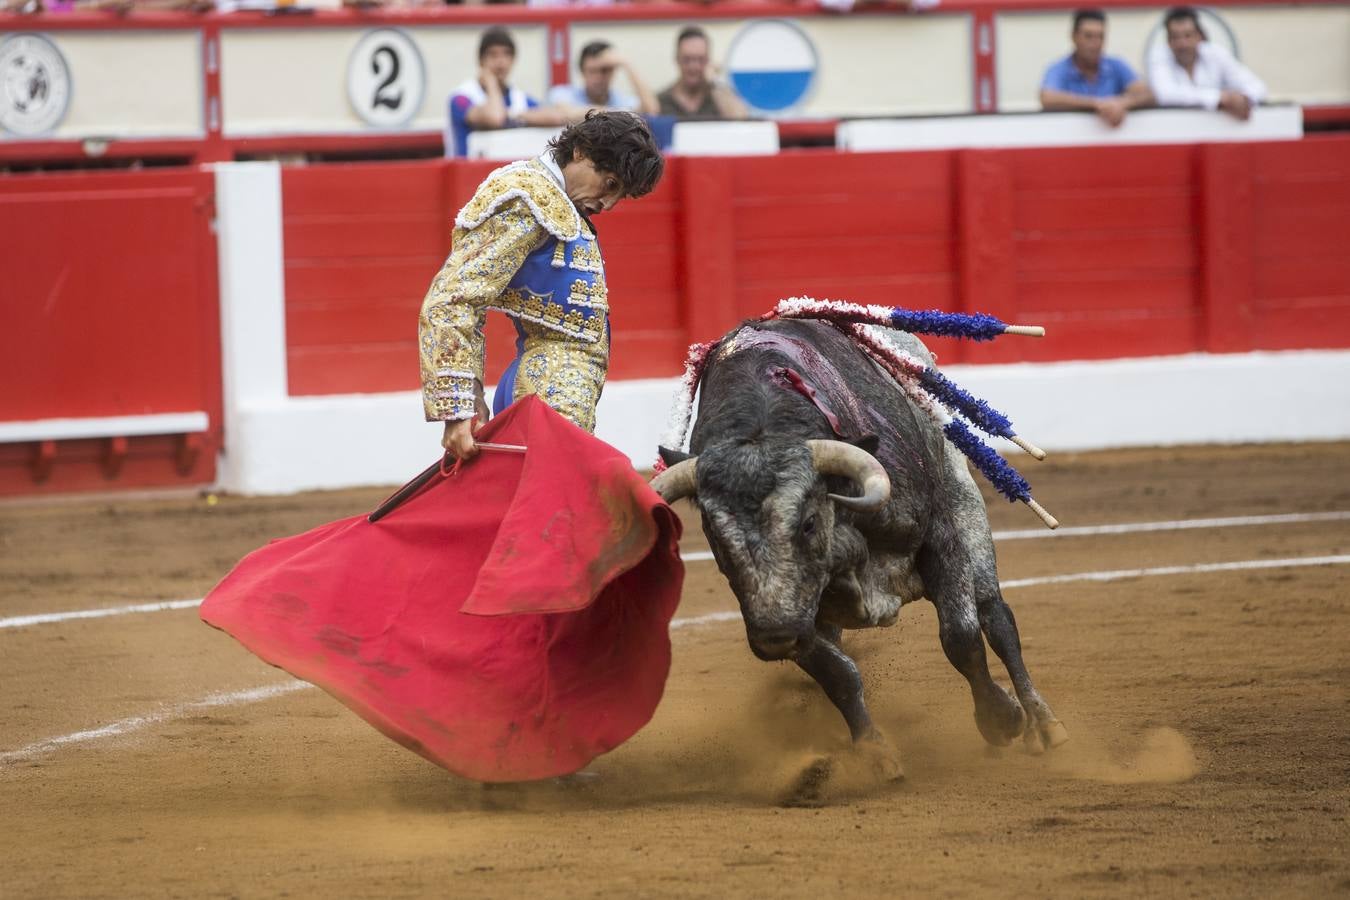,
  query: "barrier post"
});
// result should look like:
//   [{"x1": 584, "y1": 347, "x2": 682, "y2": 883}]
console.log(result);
[
  {"x1": 678, "y1": 158, "x2": 739, "y2": 345},
  {"x1": 1198, "y1": 143, "x2": 1256, "y2": 353},
  {"x1": 955, "y1": 149, "x2": 1017, "y2": 364}
]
